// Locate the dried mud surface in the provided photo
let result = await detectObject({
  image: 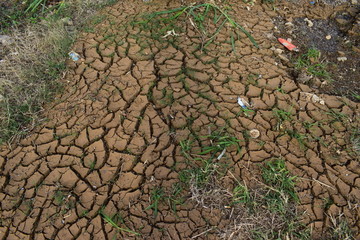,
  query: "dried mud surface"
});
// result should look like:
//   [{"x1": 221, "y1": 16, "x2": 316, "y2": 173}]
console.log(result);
[{"x1": 0, "y1": 0, "x2": 359, "y2": 239}]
